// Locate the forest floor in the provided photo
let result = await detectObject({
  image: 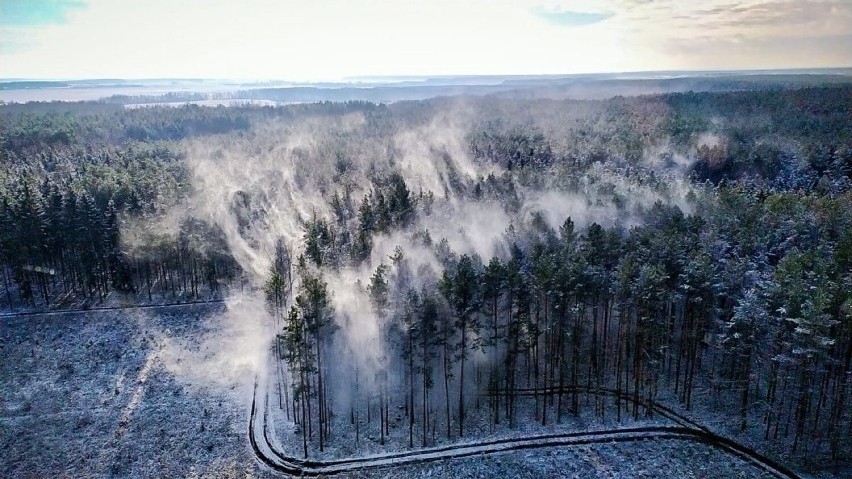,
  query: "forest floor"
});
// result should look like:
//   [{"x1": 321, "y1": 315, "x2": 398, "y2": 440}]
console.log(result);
[{"x1": 0, "y1": 303, "x2": 827, "y2": 478}]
